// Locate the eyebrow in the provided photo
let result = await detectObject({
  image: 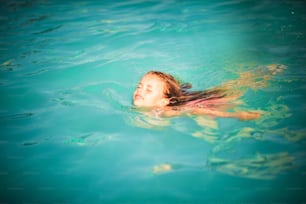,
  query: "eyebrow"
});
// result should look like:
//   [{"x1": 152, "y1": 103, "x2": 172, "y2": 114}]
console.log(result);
[{"x1": 137, "y1": 83, "x2": 153, "y2": 90}]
